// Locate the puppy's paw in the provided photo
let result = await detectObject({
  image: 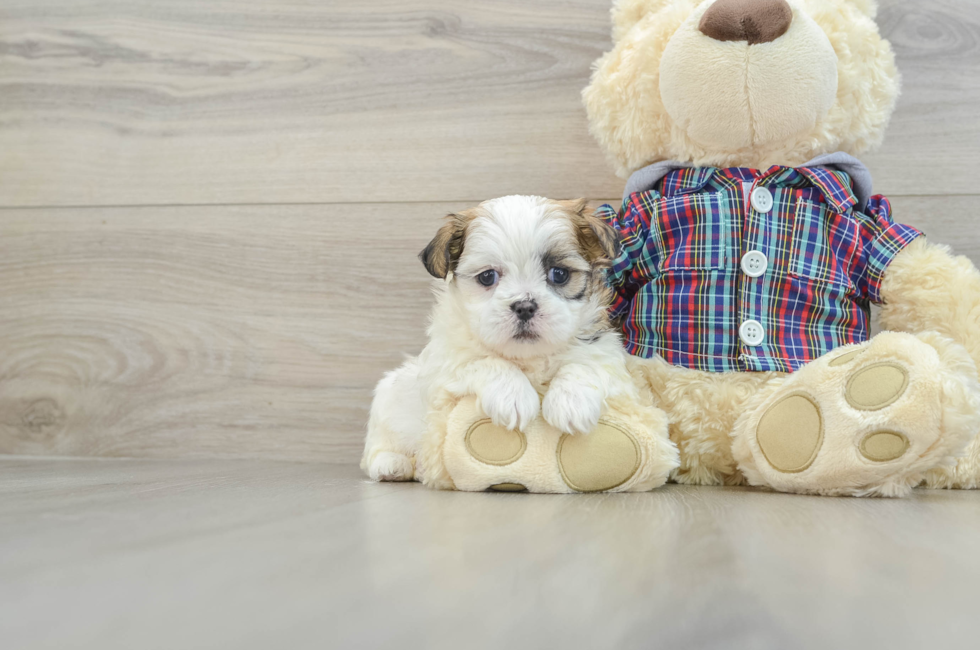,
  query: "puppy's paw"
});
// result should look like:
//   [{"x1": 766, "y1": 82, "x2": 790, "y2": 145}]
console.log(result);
[
  {"x1": 543, "y1": 380, "x2": 604, "y2": 435},
  {"x1": 367, "y1": 451, "x2": 415, "y2": 482},
  {"x1": 478, "y1": 373, "x2": 540, "y2": 431}
]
